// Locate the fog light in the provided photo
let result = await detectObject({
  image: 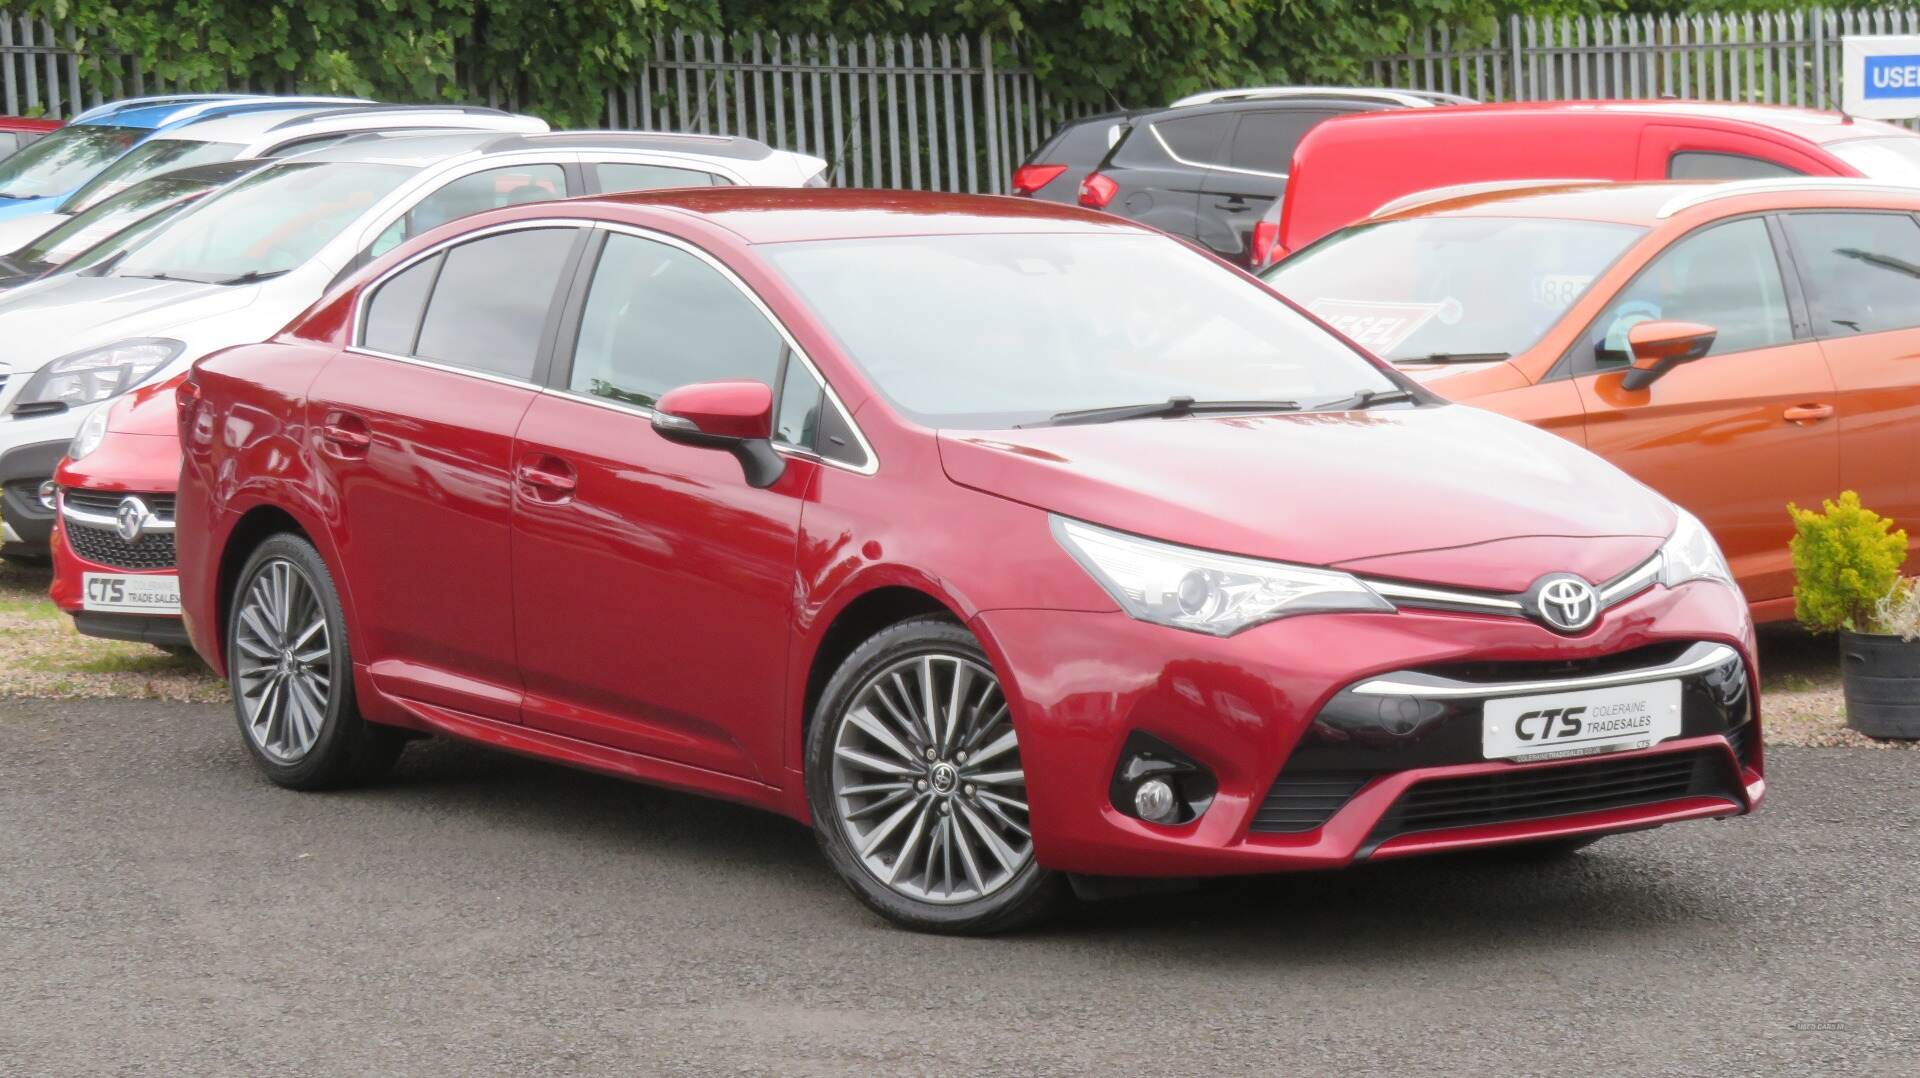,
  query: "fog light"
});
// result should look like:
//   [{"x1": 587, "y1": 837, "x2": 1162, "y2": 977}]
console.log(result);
[
  {"x1": 36, "y1": 481, "x2": 56, "y2": 510},
  {"x1": 1133, "y1": 778, "x2": 1178, "y2": 823}
]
